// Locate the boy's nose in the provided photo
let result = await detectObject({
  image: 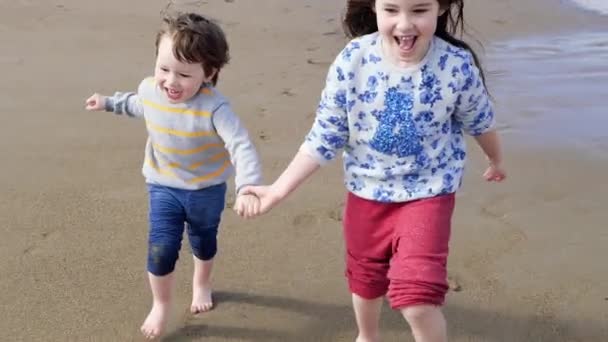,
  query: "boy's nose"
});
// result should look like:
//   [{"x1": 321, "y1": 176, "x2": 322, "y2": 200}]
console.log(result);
[{"x1": 167, "y1": 74, "x2": 178, "y2": 87}]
